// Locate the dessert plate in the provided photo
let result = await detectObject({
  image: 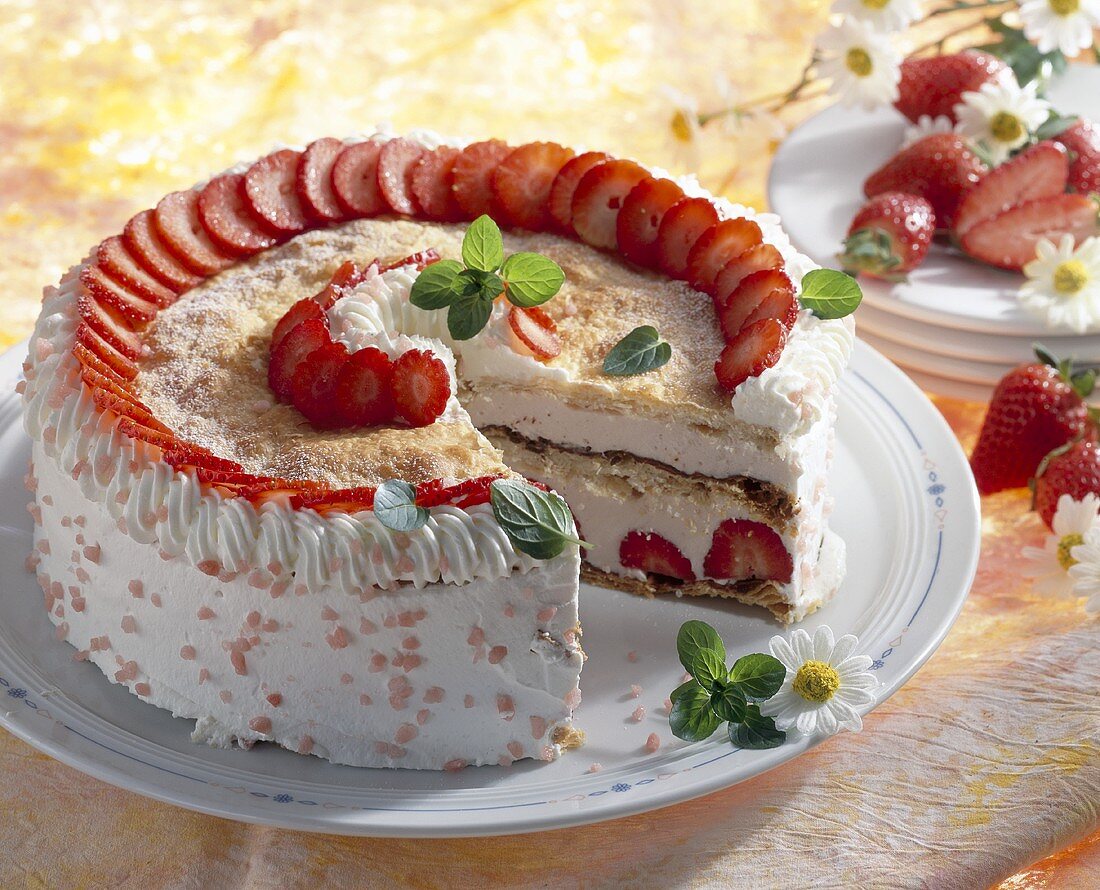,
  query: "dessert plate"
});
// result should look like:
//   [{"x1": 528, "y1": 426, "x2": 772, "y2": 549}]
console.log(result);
[{"x1": 0, "y1": 338, "x2": 980, "y2": 837}]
